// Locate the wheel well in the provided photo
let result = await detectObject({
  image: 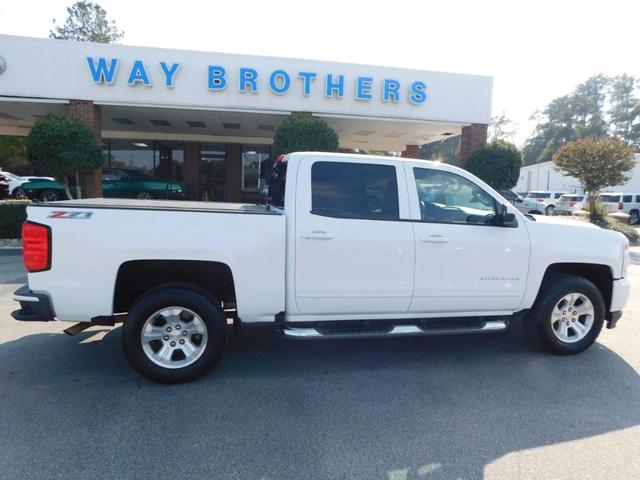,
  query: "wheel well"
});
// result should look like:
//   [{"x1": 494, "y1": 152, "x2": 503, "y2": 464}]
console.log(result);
[
  {"x1": 113, "y1": 260, "x2": 236, "y2": 313},
  {"x1": 542, "y1": 263, "x2": 612, "y2": 310}
]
